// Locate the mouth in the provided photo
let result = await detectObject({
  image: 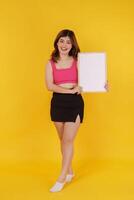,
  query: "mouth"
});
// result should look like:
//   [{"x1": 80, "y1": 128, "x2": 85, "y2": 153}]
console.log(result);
[{"x1": 60, "y1": 47, "x2": 68, "y2": 51}]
